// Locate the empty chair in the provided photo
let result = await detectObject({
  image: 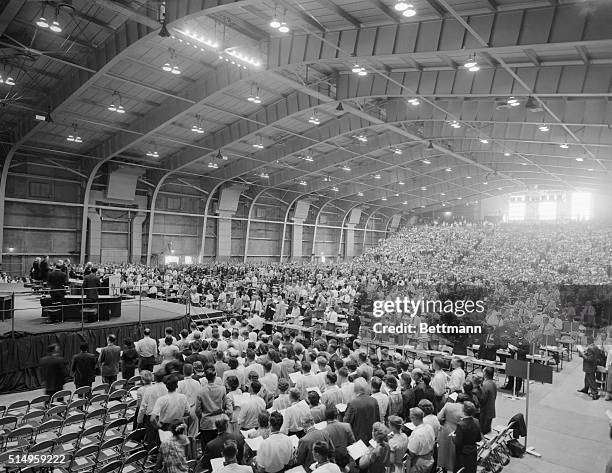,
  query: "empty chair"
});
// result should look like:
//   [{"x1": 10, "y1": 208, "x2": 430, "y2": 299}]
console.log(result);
[
  {"x1": 58, "y1": 444, "x2": 98, "y2": 473},
  {"x1": 122, "y1": 428, "x2": 146, "y2": 455},
  {"x1": 61, "y1": 412, "x2": 85, "y2": 435},
  {"x1": 20, "y1": 410, "x2": 45, "y2": 429},
  {"x1": 92, "y1": 383, "x2": 110, "y2": 395},
  {"x1": 187, "y1": 459, "x2": 197, "y2": 473},
  {"x1": 96, "y1": 459, "x2": 123, "y2": 473},
  {"x1": 44, "y1": 404, "x2": 67, "y2": 421},
  {"x1": 121, "y1": 449, "x2": 148, "y2": 473},
  {"x1": 50, "y1": 390, "x2": 72, "y2": 406},
  {"x1": 96, "y1": 436, "x2": 124, "y2": 465},
  {"x1": 78, "y1": 424, "x2": 104, "y2": 448},
  {"x1": 33, "y1": 419, "x2": 62, "y2": 443},
  {"x1": 29, "y1": 395, "x2": 50, "y2": 411},
  {"x1": 86, "y1": 393, "x2": 108, "y2": 412},
  {"x1": 124, "y1": 398, "x2": 138, "y2": 419},
  {"x1": 0, "y1": 450, "x2": 22, "y2": 473},
  {"x1": 2, "y1": 425, "x2": 34, "y2": 452},
  {"x1": 127, "y1": 375, "x2": 142, "y2": 387},
  {"x1": 5, "y1": 400, "x2": 29, "y2": 418},
  {"x1": 109, "y1": 379, "x2": 126, "y2": 392},
  {"x1": 51, "y1": 430, "x2": 80, "y2": 456},
  {"x1": 102, "y1": 418, "x2": 127, "y2": 439},
  {"x1": 28, "y1": 439, "x2": 54, "y2": 454},
  {"x1": 105, "y1": 402, "x2": 127, "y2": 421},
  {"x1": 142, "y1": 445, "x2": 159, "y2": 471},
  {"x1": 82, "y1": 408, "x2": 107, "y2": 430},
  {"x1": 73, "y1": 386, "x2": 92, "y2": 399},
  {"x1": 0, "y1": 416, "x2": 18, "y2": 436},
  {"x1": 66, "y1": 399, "x2": 87, "y2": 414},
  {"x1": 107, "y1": 389, "x2": 127, "y2": 406}
]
